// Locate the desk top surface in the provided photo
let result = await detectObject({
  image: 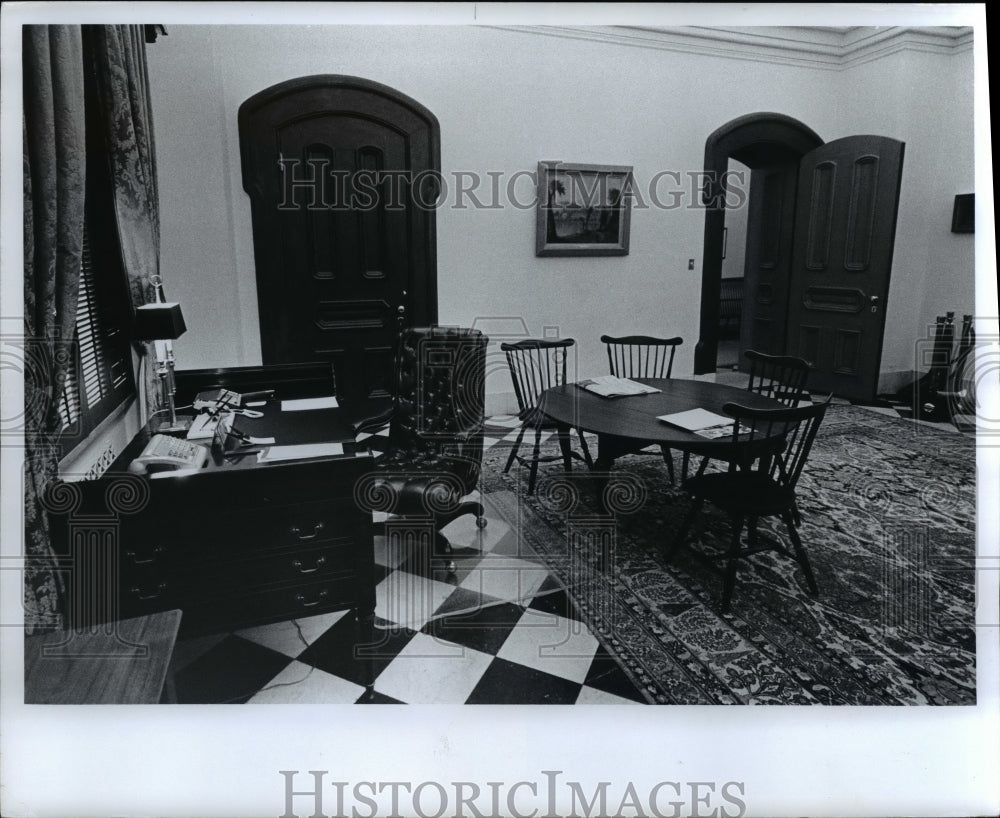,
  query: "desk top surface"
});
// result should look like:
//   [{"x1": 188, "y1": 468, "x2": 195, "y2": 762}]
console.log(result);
[
  {"x1": 23, "y1": 610, "x2": 182, "y2": 704},
  {"x1": 541, "y1": 378, "x2": 785, "y2": 450}
]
